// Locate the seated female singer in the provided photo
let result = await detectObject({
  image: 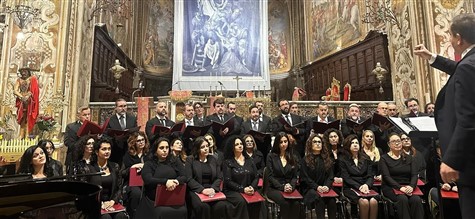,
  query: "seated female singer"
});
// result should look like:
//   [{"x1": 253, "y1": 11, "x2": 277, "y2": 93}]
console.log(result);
[
  {"x1": 17, "y1": 145, "x2": 55, "y2": 179},
  {"x1": 38, "y1": 139, "x2": 63, "y2": 176},
  {"x1": 323, "y1": 128, "x2": 344, "y2": 185},
  {"x1": 400, "y1": 134, "x2": 426, "y2": 181},
  {"x1": 361, "y1": 130, "x2": 382, "y2": 182},
  {"x1": 185, "y1": 136, "x2": 228, "y2": 219},
  {"x1": 266, "y1": 132, "x2": 301, "y2": 219},
  {"x1": 205, "y1": 133, "x2": 223, "y2": 166},
  {"x1": 121, "y1": 131, "x2": 150, "y2": 218},
  {"x1": 69, "y1": 135, "x2": 97, "y2": 182},
  {"x1": 170, "y1": 138, "x2": 187, "y2": 166},
  {"x1": 300, "y1": 134, "x2": 336, "y2": 219},
  {"x1": 92, "y1": 137, "x2": 127, "y2": 219},
  {"x1": 223, "y1": 135, "x2": 267, "y2": 219},
  {"x1": 136, "y1": 137, "x2": 187, "y2": 218},
  {"x1": 340, "y1": 135, "x2": 378, "y2": 219},
  {"x1": 380, "y1": 133, "x2": 424, "y2": 219},
  {"x1": 243, "y1": 134, "x2": 265, "y2": 177}
]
